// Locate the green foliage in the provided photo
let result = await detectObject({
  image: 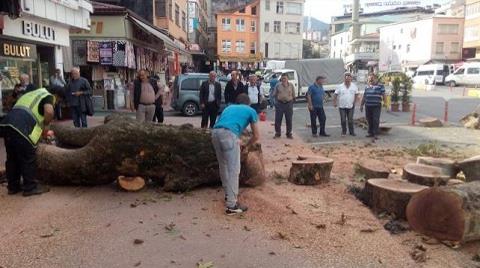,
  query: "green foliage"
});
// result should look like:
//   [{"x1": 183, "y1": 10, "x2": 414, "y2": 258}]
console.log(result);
[
  {"x1": 391, "y1": 77, "x2": 401, "y2": 103},
  {"x1": 401, "y1": 77, "x2": 413, "y2": 104}
]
